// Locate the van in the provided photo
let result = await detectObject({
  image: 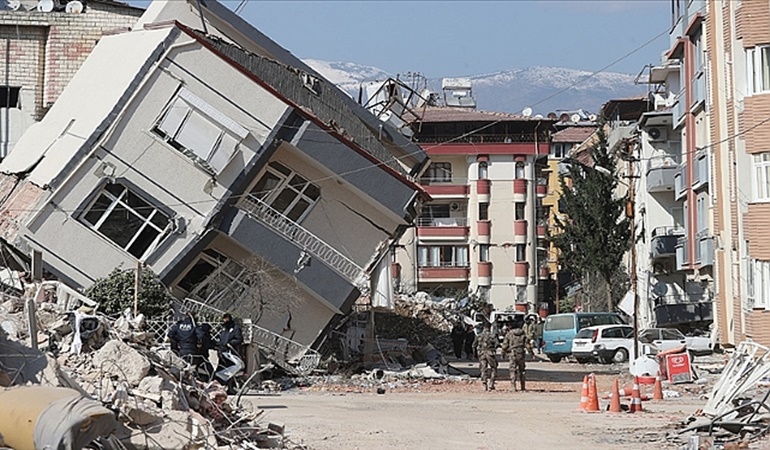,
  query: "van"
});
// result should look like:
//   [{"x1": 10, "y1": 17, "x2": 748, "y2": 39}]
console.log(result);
[{"x1": 542, "y1": 312, "x2": 626, "y2": 363}]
